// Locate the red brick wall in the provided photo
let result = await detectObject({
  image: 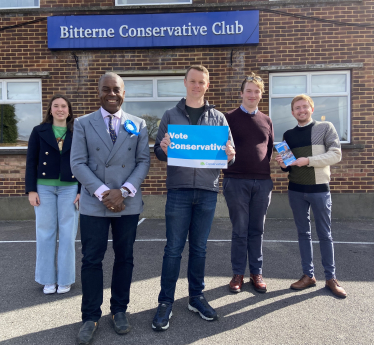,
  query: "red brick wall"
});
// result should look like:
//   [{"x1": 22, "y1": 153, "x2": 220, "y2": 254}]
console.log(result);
[
  {"x1": 0, "y1": 156, "x2": 26, "y2": 196},
  {"x1": 1, "y1": 0, "x2": 373, "y2": 196}
]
